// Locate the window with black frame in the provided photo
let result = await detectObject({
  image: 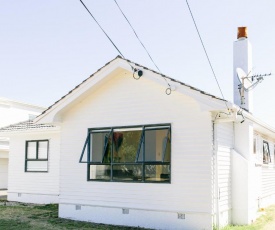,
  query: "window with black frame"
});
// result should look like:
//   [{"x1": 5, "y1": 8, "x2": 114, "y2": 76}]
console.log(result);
[
  {"x1": 80, "y1": 124, "x2": 171, "y2": 183},
  {"x1": 263, "y1": 141, "x2": 271, "y2": 164},
  {"x1": 25, "y1": 140, "x2": 49, "y2": 172}
]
